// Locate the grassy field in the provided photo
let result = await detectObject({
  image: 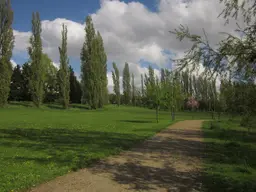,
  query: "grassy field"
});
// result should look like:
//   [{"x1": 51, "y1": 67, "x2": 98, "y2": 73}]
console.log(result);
[
  {"x1": 202, "y1": 120, "x2": 256, "y2": 192},
  {"x1": 0, "y1": 102, "x2": 210, "y2": 192}
]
